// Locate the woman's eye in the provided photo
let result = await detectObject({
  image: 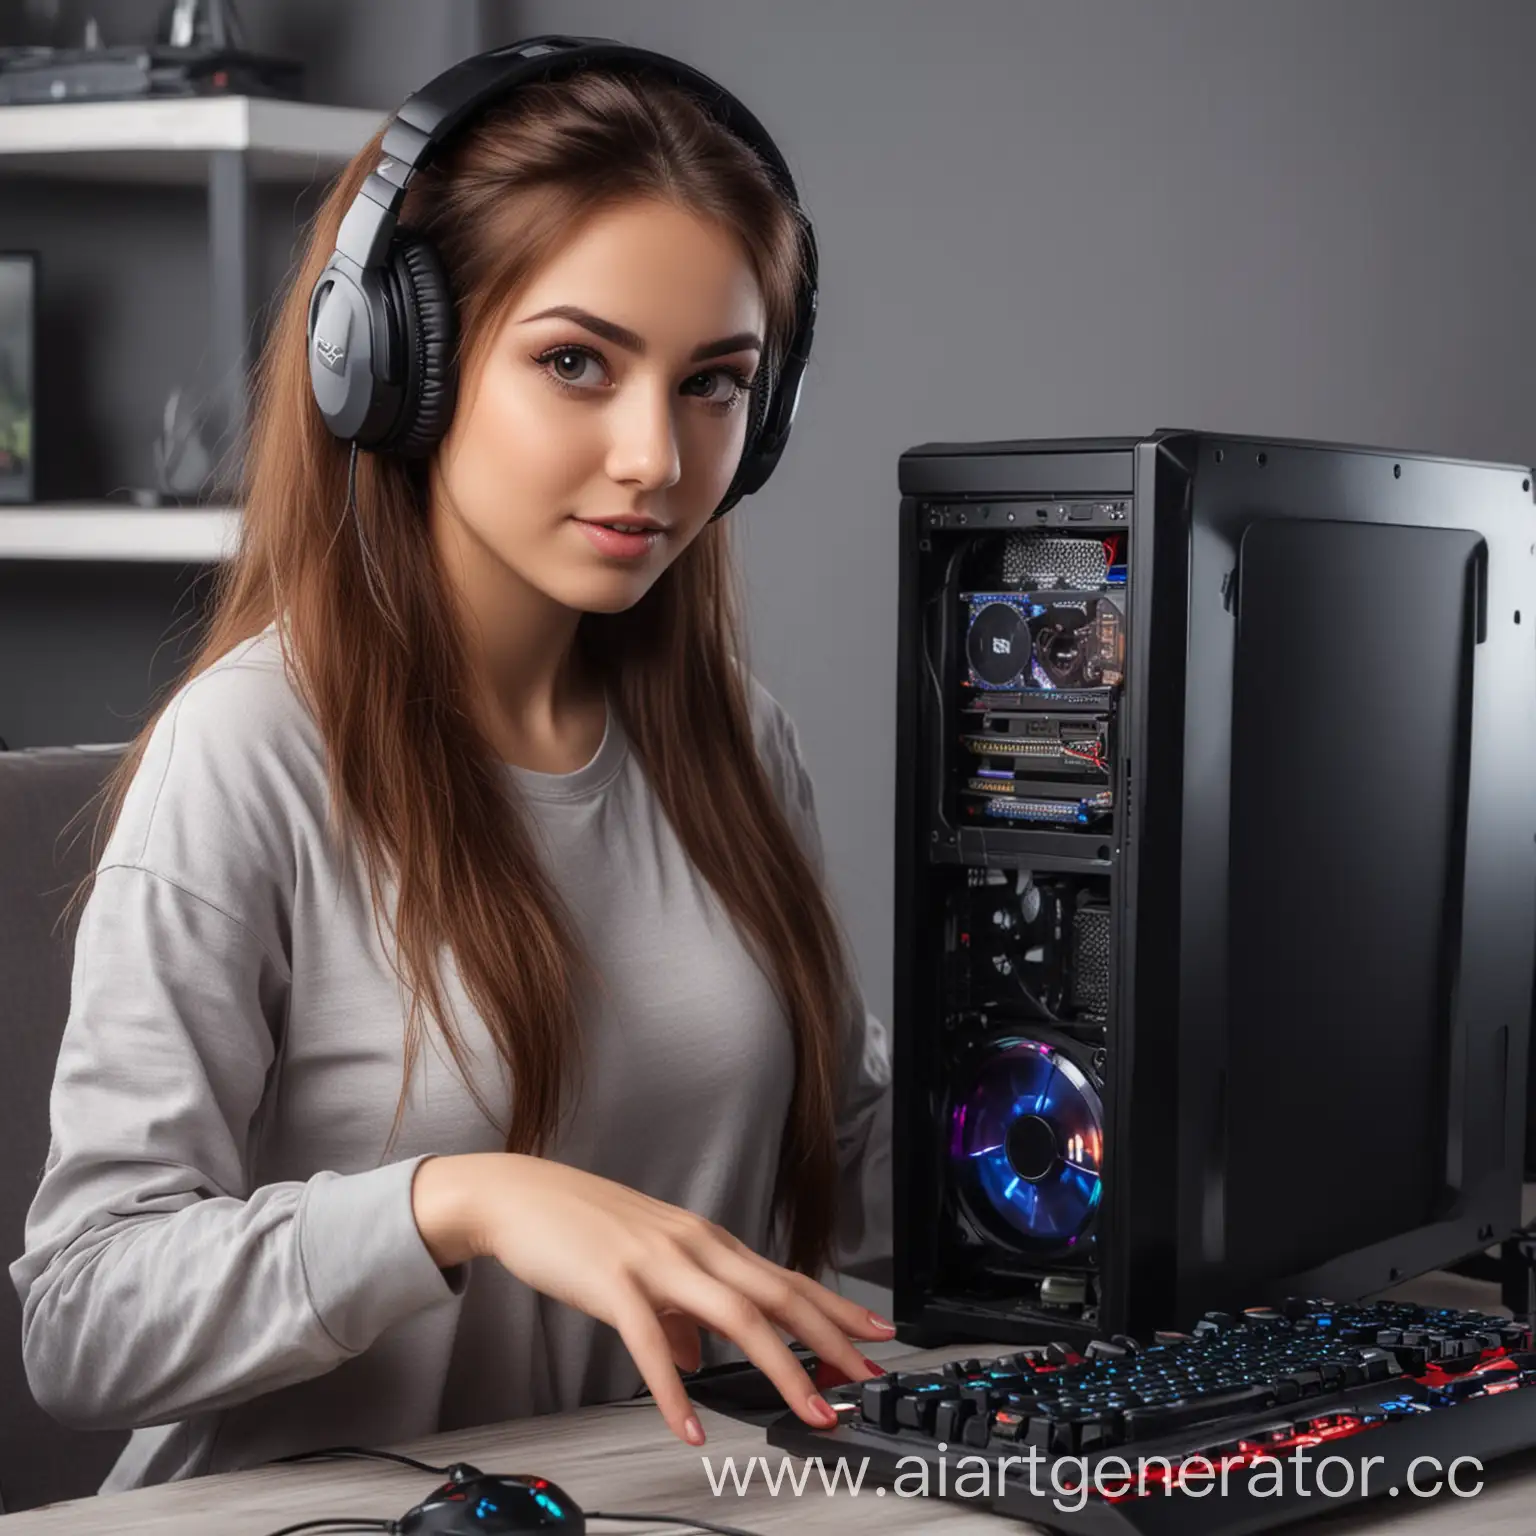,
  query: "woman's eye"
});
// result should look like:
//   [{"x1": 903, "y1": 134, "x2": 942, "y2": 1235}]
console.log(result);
[
  {"x1": 538, "y1": 347, "x2": 605, "y2": 388},
  {"x1": 684, "y1": 369, "x2": 748, "y2": 404}
]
